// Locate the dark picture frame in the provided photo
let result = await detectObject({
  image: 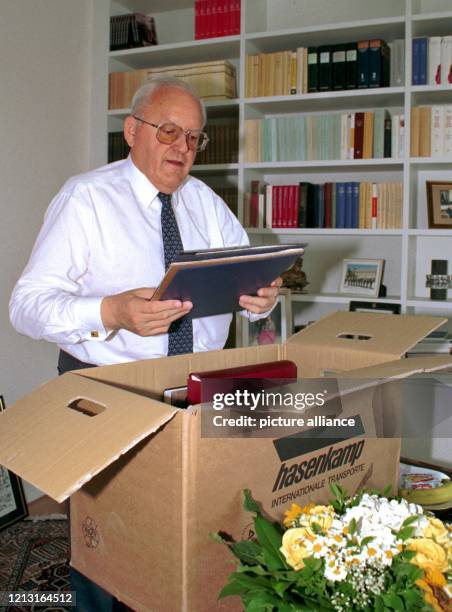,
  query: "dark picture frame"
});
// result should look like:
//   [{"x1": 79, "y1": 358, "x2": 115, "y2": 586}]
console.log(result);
[
  {"x1": 0, "y1": 395, "x2": 28, "y2": 531},
  {"x1": 349, "y1": 301, "x2": 401, "y2": 314},
  {"x1": 427, "y1": 181, "x2": 452, "y2": 229}
]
